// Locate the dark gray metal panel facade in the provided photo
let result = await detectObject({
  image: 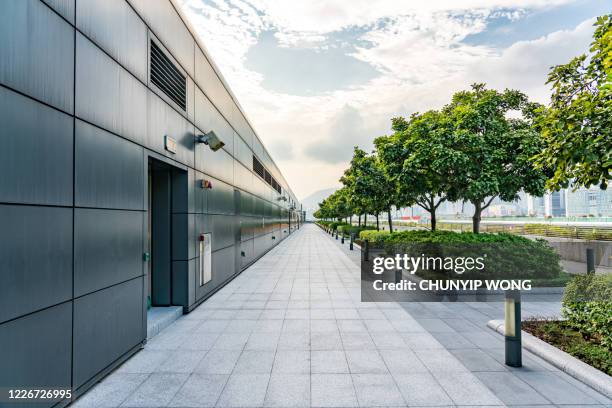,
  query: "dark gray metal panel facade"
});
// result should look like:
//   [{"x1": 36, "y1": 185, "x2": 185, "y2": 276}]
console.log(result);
[
  {"x1": 0, "y1": 0, "x2": 302, "y2": 404},
  {"x1": 73, "y1": 278, "x2": 144, "y2": 389},
  {"x1": 0, "y1": 205, "x2": 73, "y2": 324},
  {"x1": 0, "y1": 86, "x2": 74, "y2": 206},
  {"x1": 74, "y1": 208, "x2": 144, "y2": 297}
]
